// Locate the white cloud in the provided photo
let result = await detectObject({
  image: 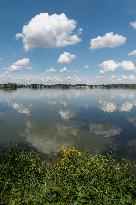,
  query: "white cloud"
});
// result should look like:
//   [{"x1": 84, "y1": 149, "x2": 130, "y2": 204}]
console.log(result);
[
  {"x1": 5, "y1": 58, "x2": 31, "y2": 74},
  {"x1": 130, "y1": 21, "x2": 136, "y2": 30},
  {"x1": 16, "y1": 13, "x2": 81, "y2": 51},
  {"x1": 46, "y1": 68, "x2": 56, "y2": 73},
  {"x1": 119, "y1": 60, "x2": 135, "y2": 71},
  {"x1": 1, "y1": 72, "x2": 136, "y2": 85},
  {"x1": 78, "y1": 28, "x2": 83, "y2": 35},
  {"x1": 99, "y1": 60, "x2": 136, "y2": 73},
  {"x1": 129, "y1": 74, "x2": 135, "y2": 80},
  {"x1": 84, "y1": 65, "x2": 90, "y2": 69},
  {"x1": 99, "y1": 60, "x2": 119, "y2": 73},
  {"x1": 128, "y1": 50, "x2": 136, "y2": 56},
  {"x1": 90, "y1": 32, "x2": 126, "y2": 50},
  {"x1": 121, "y1": 74, "x2": 135, "y2": 81},
  {"x1": 57, "y1": 52, "x2": 76, "y2": 64},
  {"x1": 60, "y1": 66, "x2": 67, "y2": 72}
]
